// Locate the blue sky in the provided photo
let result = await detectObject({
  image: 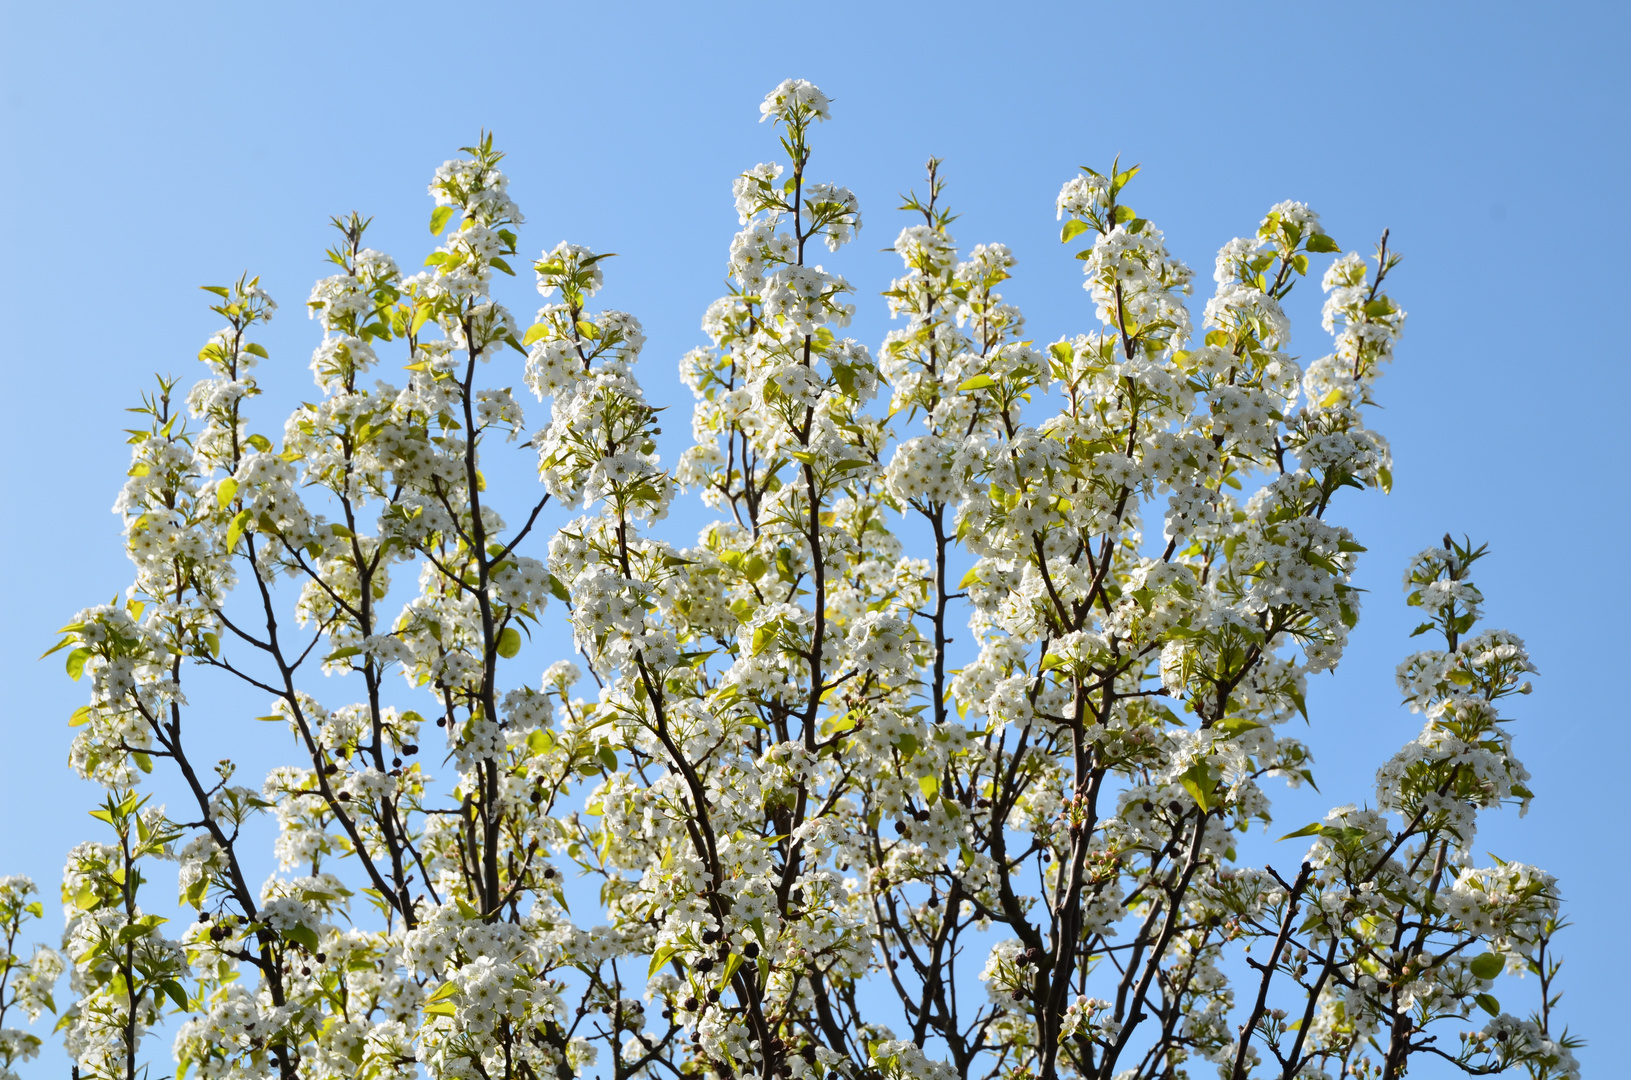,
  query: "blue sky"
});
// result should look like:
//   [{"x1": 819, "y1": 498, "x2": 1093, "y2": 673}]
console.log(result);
[{"x1": 1, "y1": 1, "x2": 1626, "y2": 1075}]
